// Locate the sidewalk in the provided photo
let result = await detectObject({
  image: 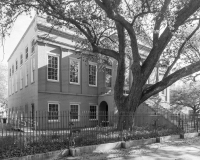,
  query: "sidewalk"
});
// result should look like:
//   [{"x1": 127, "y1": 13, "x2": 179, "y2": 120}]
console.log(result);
[{"x1": 62, "y1": 137, "x2": 200, "y2": 160}]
